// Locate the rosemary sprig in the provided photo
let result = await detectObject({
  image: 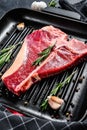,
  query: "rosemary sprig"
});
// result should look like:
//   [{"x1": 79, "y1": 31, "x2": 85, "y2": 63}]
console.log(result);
[
  {"x1": 49, "y1": 0, "x2": 57, "y2": 7},
  {"x1": 32, "y1": 42, "x2": 55, "y2": 66},
  {"x1": 0, "y1": 42, "x2": 23, "y2": 67},
  {"x1": 41, "y1": 71, "x2": 76, "y2": 111}
]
